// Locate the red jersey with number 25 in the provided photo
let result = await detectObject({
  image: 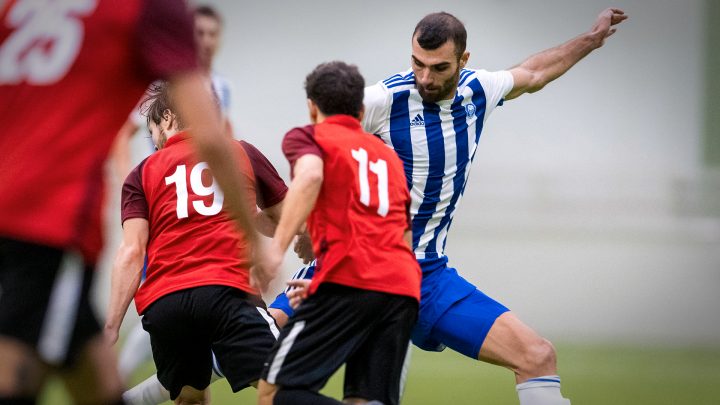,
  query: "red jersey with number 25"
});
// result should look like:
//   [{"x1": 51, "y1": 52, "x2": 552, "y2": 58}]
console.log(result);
[
  {"x1": 282, "y1": 115, "x2": 420, "y2": 301},
  {"x1": 0, "y1": 0, "x2": 197, "y2": 262},
  {"x1": 121, "y1": 133, "x2": 257, "y2": 315}
]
